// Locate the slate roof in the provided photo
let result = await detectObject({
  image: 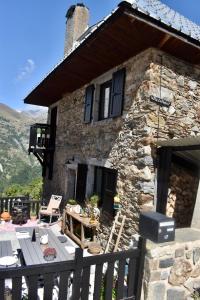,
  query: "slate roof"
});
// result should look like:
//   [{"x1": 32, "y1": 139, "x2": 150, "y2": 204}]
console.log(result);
[
  {"x1": 71, "y1": 0, "x2": 200, "y2": 54},
  {"x1": 24, "y1": 0, "x2": 200, "y2": 105},
  {"x1": 130, "y1": 0, "x2": 200, "y2": 42}
]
